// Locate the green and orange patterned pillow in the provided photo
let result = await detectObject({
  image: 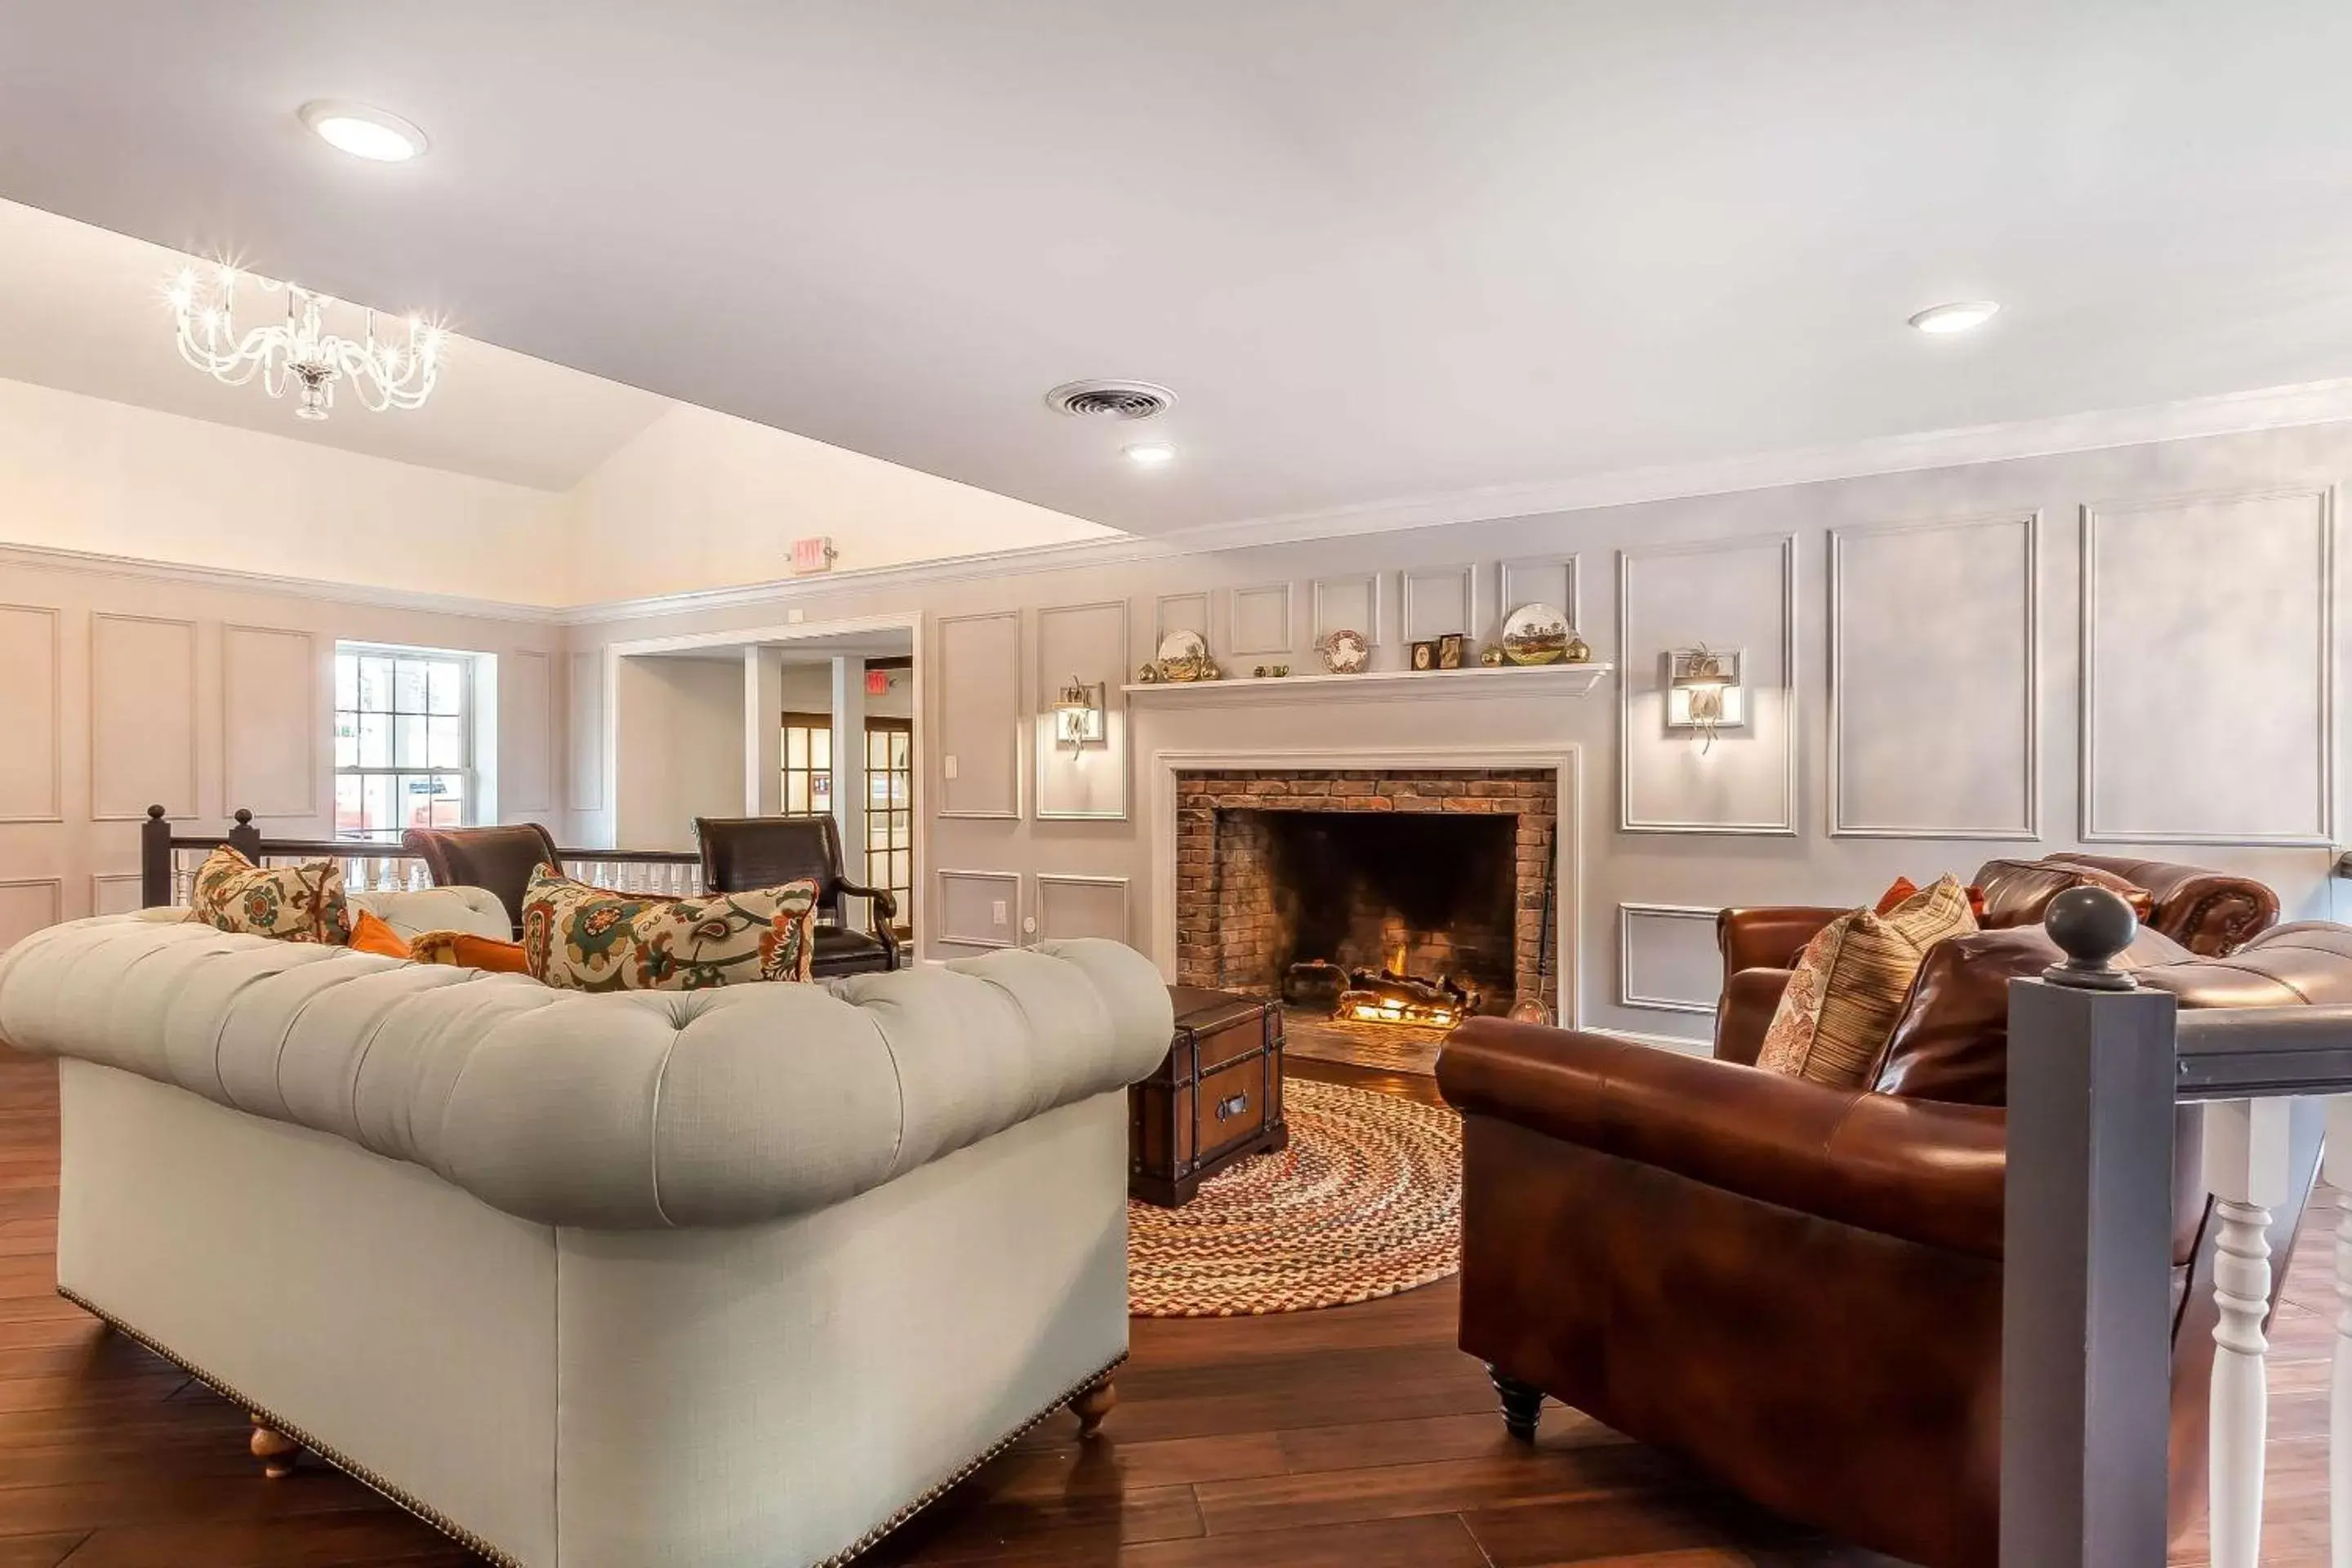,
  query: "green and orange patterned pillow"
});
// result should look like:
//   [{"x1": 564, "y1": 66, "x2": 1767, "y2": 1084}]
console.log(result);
[
  {"x1": 519, "y1": 864, "x2": 818, "y2": 992},
  {"x1": 185, "y1": 846, "x2": 355, "y2": 946}
]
